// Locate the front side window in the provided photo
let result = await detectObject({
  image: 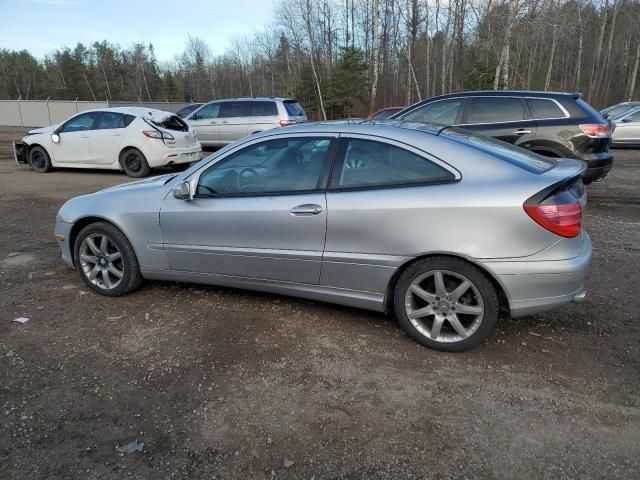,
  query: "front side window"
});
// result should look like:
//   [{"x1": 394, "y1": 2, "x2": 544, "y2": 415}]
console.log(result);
[
  {"x1": 193, "y1": 103, "x2": 220, "y2": 120},
  {"x1": 219, "y1": 101, "x2": 251, "y2": 118},
  {"x1": 251, "y1": 101, "x2": 278, "y2": 116},
  {"x1": 331, "y1": 139, "x2": 454, "y2": 189},
  {"x1": 62, "y1": 112, "x2": 99, "y2": 132},
  {"x1": 465, "y1": 97, "x2": 527, "y2": 124},
  {"x1": 197, "y1": 137, "x2": 333, "y2": 196},
  {"x1": 527, "y1": 99, "x2": 566, "y2": 120},
  {"x1": 97, "y1": 112, "x2": 125, "y2": 129},
  {"x1": 401, "y1": 99, "x2": 463, "y2": 125}
]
